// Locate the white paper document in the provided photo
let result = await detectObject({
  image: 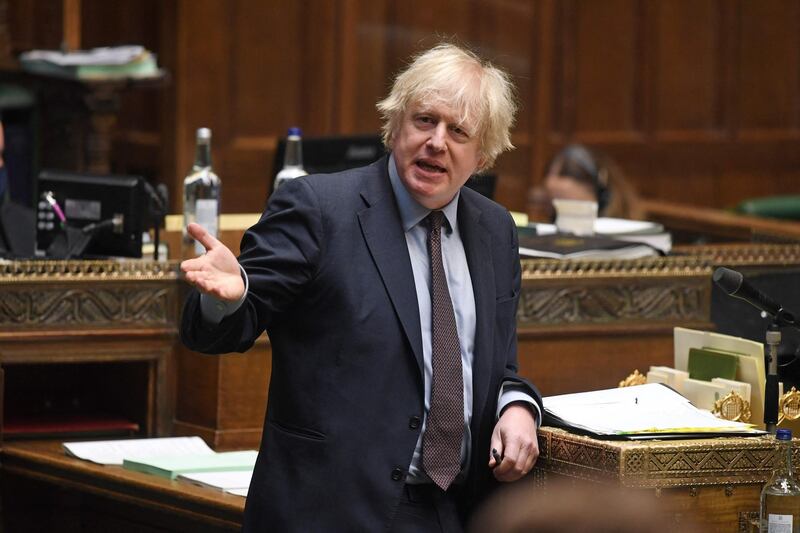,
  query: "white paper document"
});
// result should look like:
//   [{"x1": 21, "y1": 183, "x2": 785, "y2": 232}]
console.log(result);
[
  {"x1": 544, "y1": 383, "x2": 764, "y2": 438},
  {"x1": 63, "y1": 436, "x2": 214, "y2": 466},
  {"x1": 178, "y1": 470, "x2": 253, "y2": 491},
  {"x1": 226, "y1": 487, "x2": 249, "y2": 497}
]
